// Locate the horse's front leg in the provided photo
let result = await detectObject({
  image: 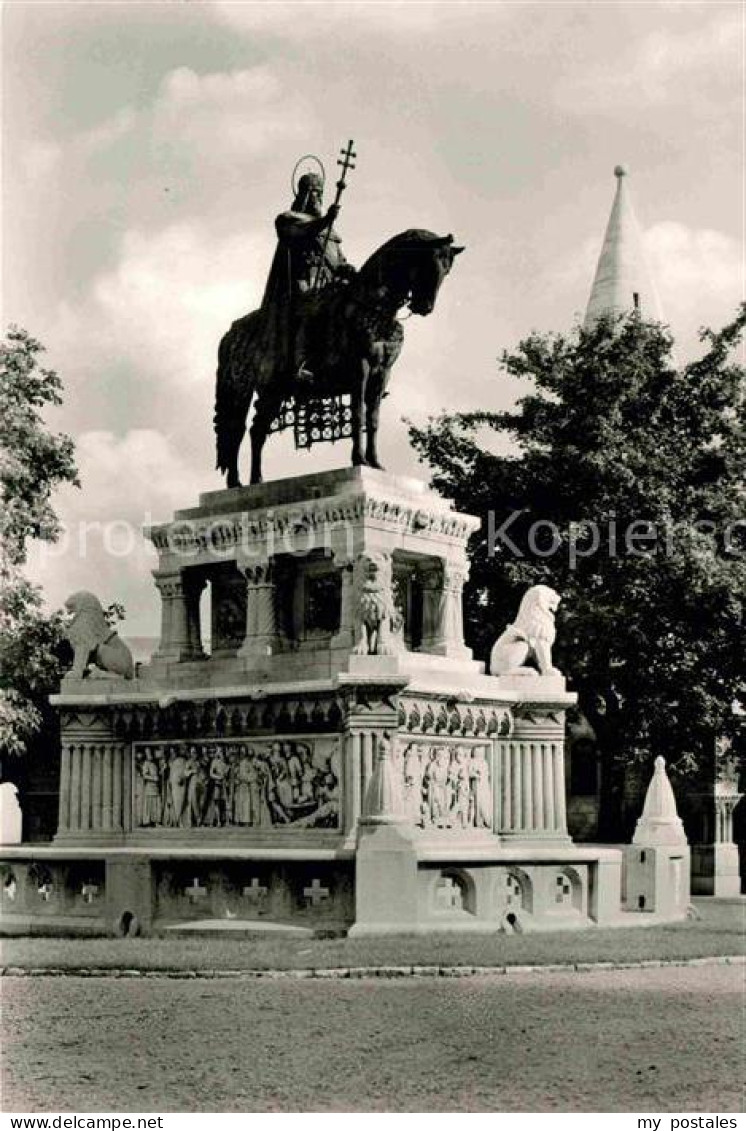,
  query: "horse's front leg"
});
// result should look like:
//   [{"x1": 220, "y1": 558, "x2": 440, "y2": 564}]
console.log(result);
[
  {"x1": 364, "y1": 366, "x2": 388, "y2": 470},
  {"x1": 350, "y1": 359, "x2": 370, "y2": 467}
]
